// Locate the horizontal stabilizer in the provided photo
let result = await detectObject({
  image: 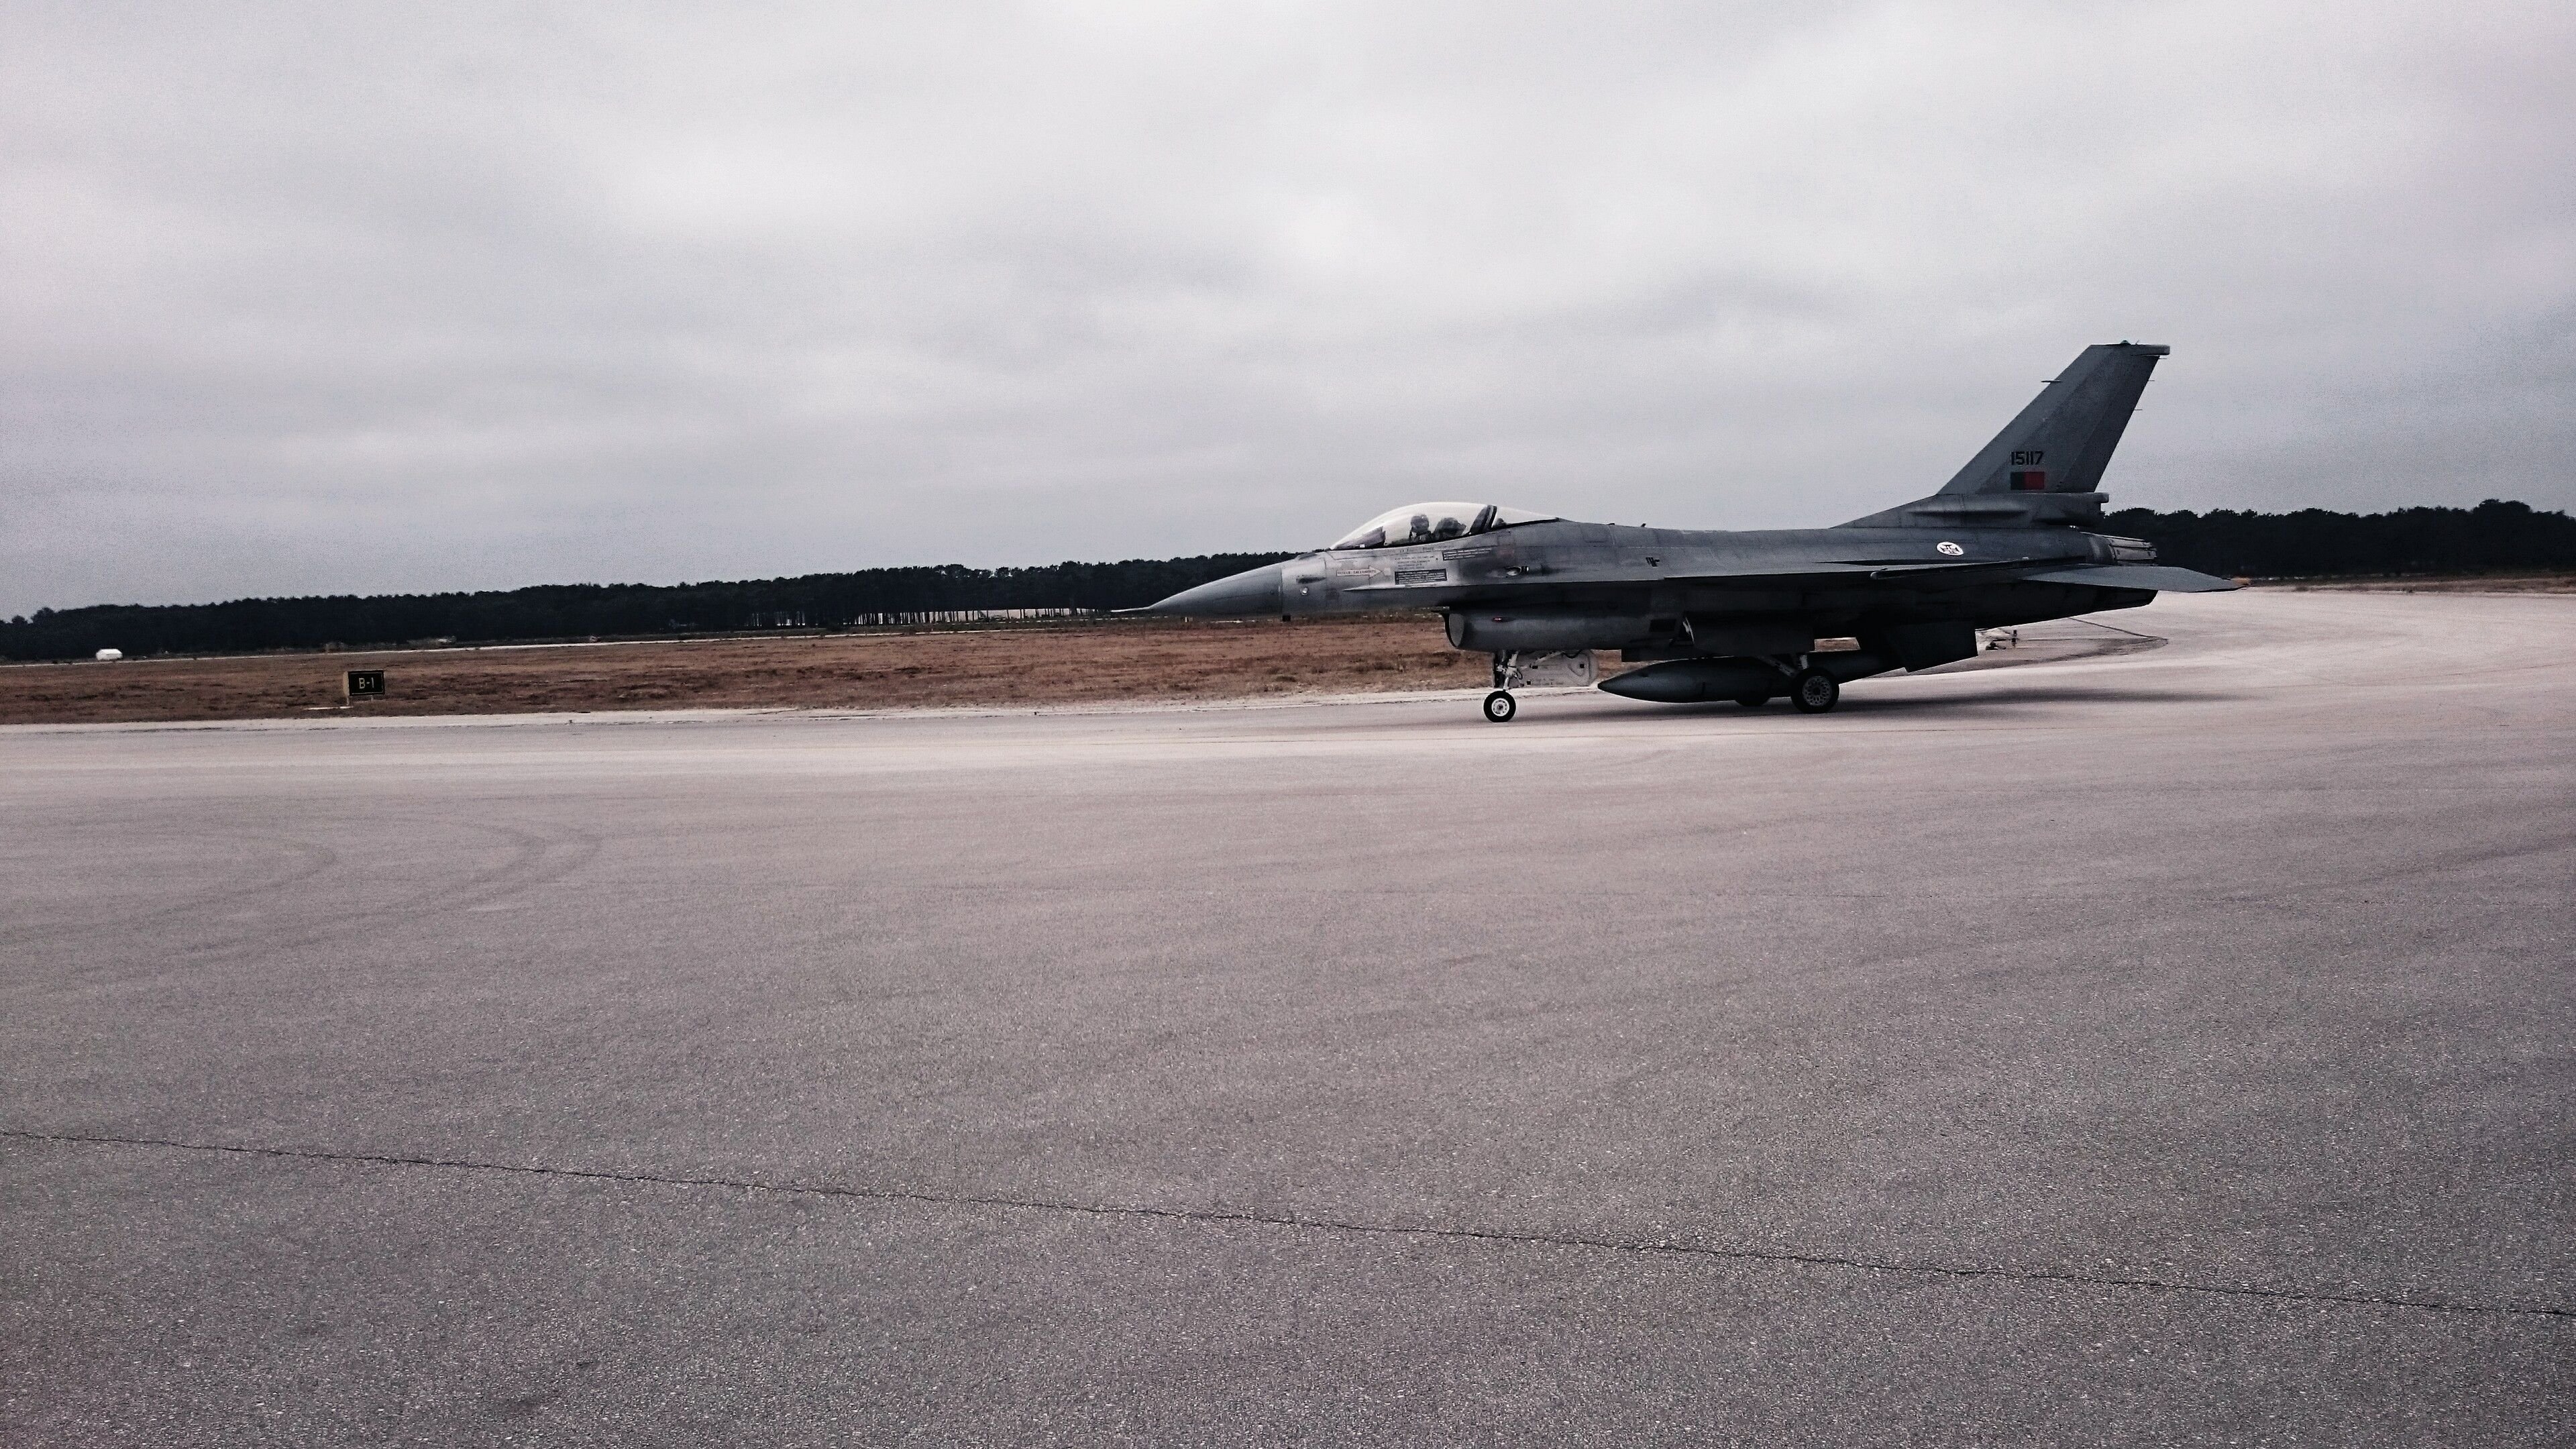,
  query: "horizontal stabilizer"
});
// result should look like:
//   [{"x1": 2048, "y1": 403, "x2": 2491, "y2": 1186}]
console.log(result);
[{"x1": 2019, "y1": 564, "x2": 2239, "y2": 592}]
